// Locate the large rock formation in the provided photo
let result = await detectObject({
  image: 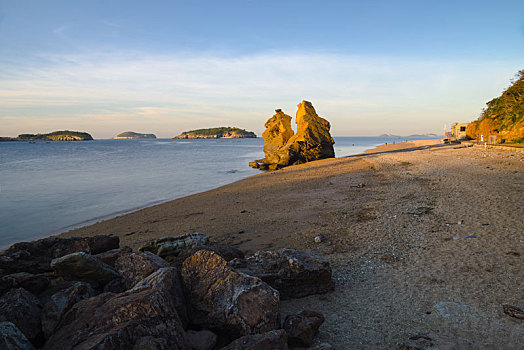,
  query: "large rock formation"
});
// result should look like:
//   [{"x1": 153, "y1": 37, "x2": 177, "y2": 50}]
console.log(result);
[
  {"x1": 252, "y1": 101, "x2": 335, "y2": 169},
  {"x1": 261, "y1": 109, "x2": 295, "y2": 165}
]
